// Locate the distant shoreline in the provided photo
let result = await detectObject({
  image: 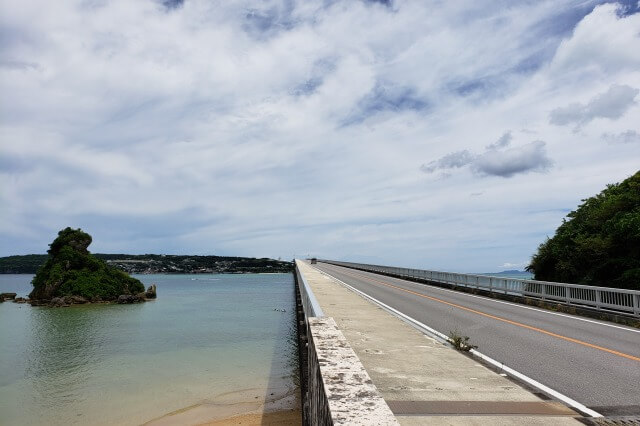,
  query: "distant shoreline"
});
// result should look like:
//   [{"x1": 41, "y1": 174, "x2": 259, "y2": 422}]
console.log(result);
[
  {"x1": 0, "y1": 254, "x2": 293, "y2": 275},
  {"x1": 0, "y1": 271, "x2": 293, "y2": 275}
]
